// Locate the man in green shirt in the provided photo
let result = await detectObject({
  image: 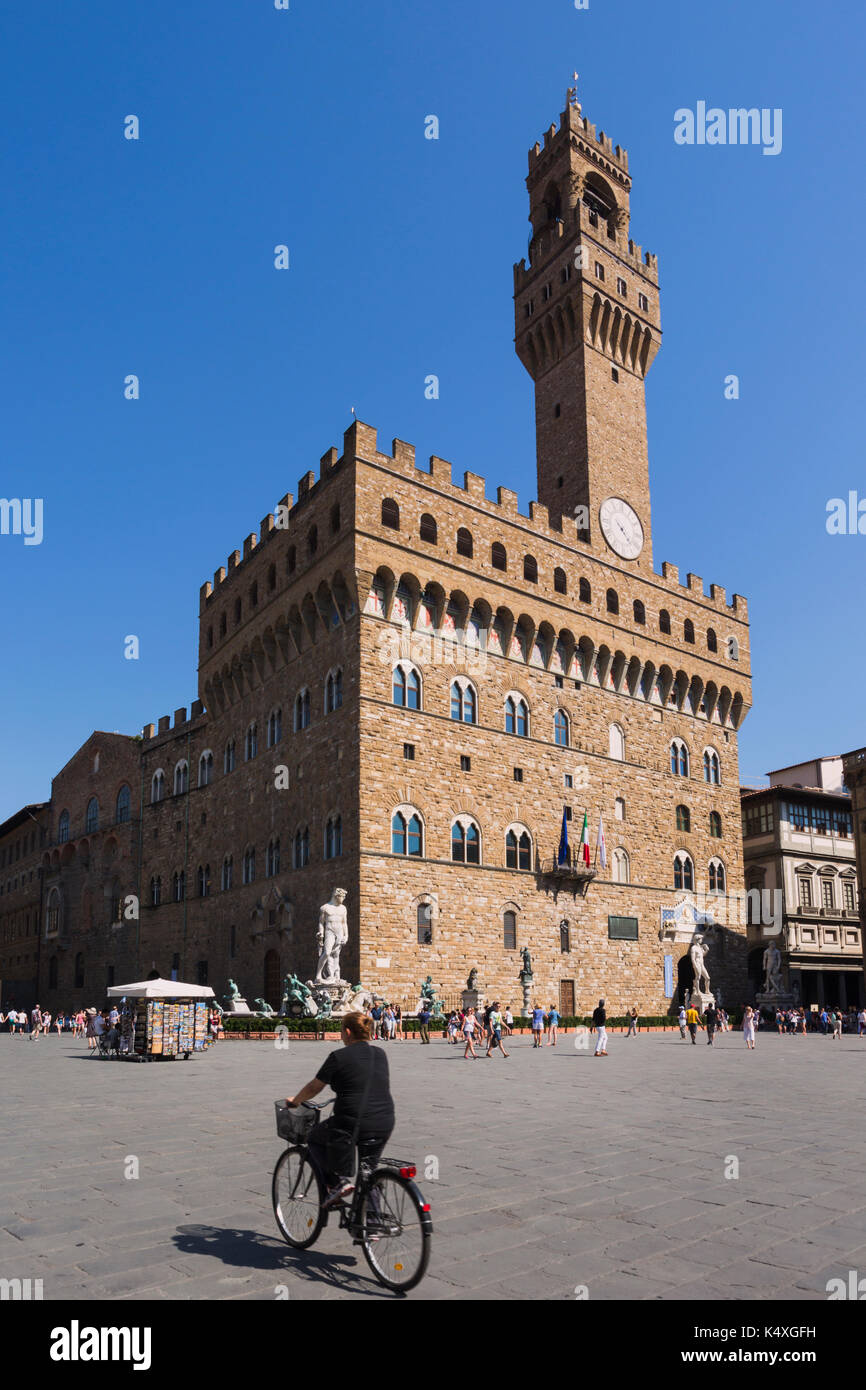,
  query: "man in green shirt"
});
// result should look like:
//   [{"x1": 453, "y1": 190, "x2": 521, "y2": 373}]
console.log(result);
[{"x1": 485, "y1": 1002, "x2": 510, "y2": 1058}]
